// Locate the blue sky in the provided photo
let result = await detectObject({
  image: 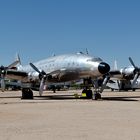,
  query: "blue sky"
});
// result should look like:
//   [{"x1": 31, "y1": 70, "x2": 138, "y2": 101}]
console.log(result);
[{"x1": 0, "y1": 0, "x2": 140, "y2": 69}]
